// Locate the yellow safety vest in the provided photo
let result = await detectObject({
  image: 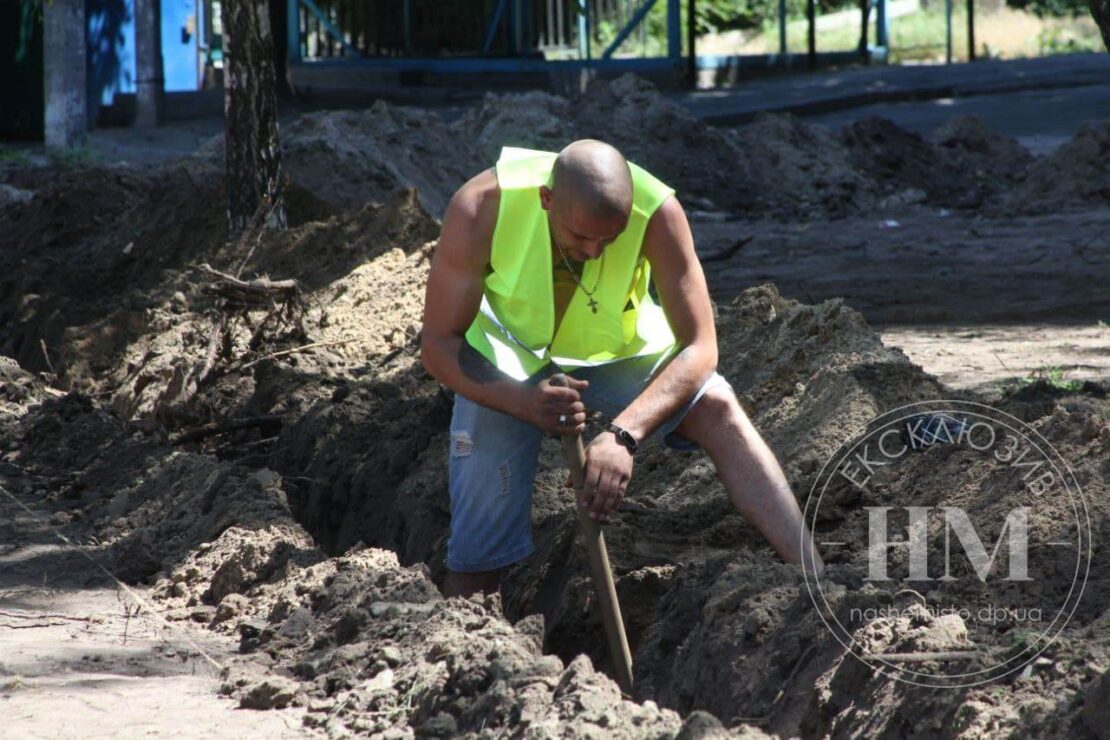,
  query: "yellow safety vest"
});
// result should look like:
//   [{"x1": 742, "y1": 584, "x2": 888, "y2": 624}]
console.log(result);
[{"x1": 464, "y1": 146, "x2": 677, "y2": 381}]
